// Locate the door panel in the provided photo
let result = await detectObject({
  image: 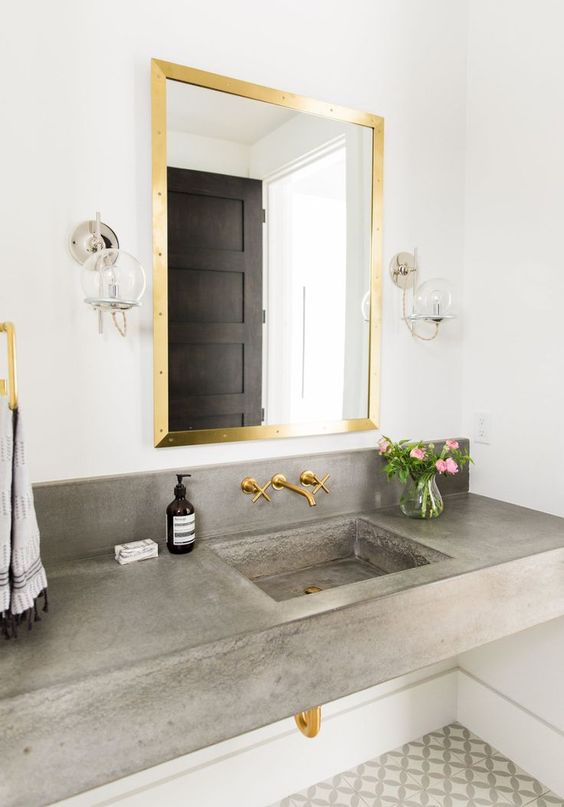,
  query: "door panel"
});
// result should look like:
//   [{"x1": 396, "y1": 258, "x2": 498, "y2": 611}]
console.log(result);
[
  {"x1": 167, "y1": 167, "x2": 263, "y2": 432},
  {"x1": 168, "y1": 268, "x2": 244, "y2": 324}
]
